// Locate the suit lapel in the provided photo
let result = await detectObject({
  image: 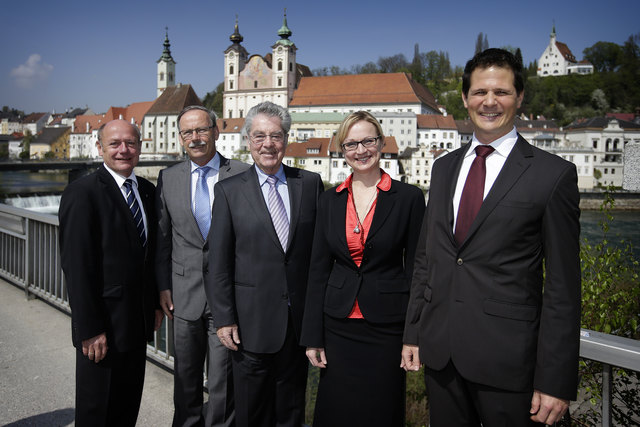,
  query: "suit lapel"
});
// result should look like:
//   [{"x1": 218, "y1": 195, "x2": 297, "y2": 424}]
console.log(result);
[
  {"x1": 218, "y1": 154, "x2": 232, "y2": 180},
  {"x1": 462, "y1": 136, "x2": 532, "y2": 246},
  {"x1": 445, "y1": 147, "x2": 468, "y2": 246},
  {"x1": 97, "y1": 166, "x2": 142, "y2": 250},
  {"x1": 241, "y1": 166, "x2": 284, "y2": 252},
  {"x1": 366, "y1": 182, "x2": 396, "y2": 241},
  {"x1": 177, "y1": 161, "x2": 204, "y2": 243},
  {"x1": 284, "y1": 166, "x2": 301, "y2": 253}
]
